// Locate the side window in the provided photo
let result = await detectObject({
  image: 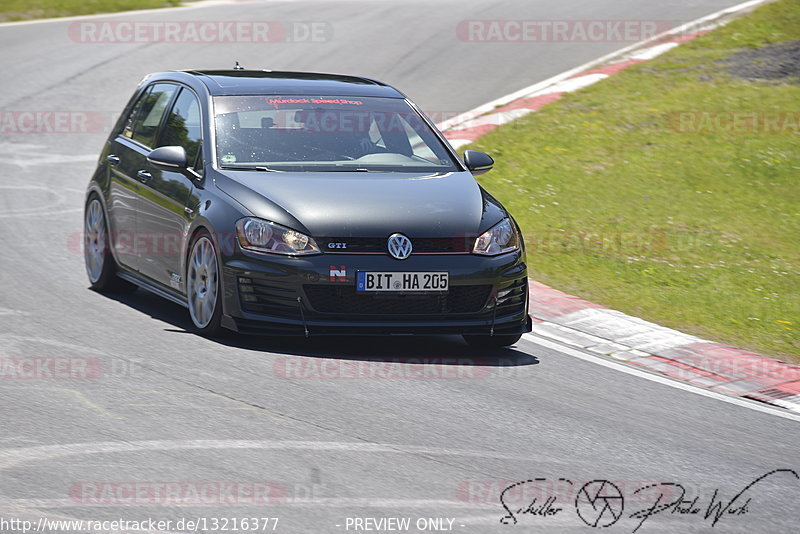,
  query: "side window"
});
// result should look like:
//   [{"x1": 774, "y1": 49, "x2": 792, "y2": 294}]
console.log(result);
[
  {"x1": 159, "y1": 88, "x2": 202, "y2": 172},
  {"x1": 122, "y1": 83, "x2": 178, "y2": 148},
  {"x1": 121, "y1": 86, "x2": 152, "y2": 140}
]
